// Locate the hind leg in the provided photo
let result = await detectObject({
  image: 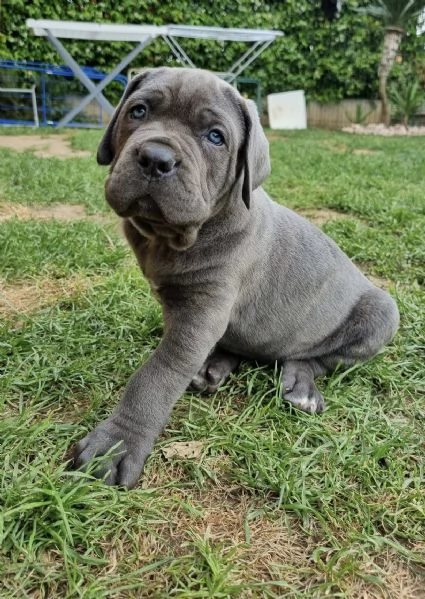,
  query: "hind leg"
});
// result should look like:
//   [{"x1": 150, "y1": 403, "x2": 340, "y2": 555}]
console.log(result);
[
  {"x1": 282, "y1": 359, "x2": 326, "y2": 414},
  {"x1": 313, "y1": 287, "x2": 399, "y2": 368},
  {"x1": 282, "y1": 288, "x2": 399, "y2": 414},
  {"x1": 190, "y1": 346, "x2": 241, "y2": 394}
]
